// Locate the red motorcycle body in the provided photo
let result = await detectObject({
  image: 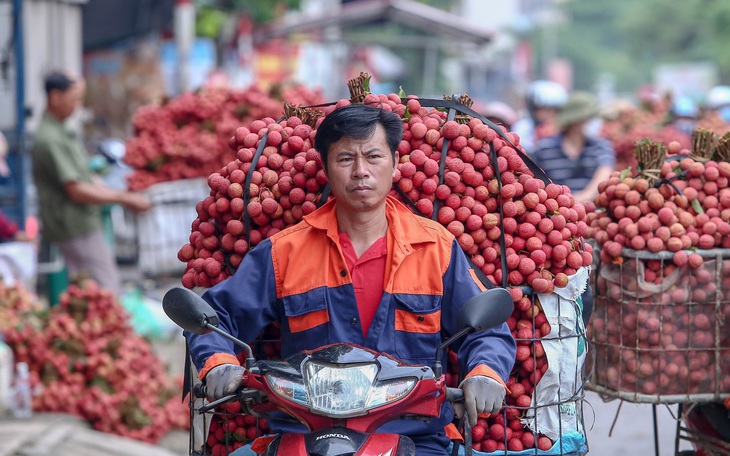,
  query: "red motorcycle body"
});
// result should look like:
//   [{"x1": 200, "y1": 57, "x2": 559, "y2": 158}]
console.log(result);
[
  {"x1": 682, "y1": 403, "x2": 730, "y2": 456},
  {"x1": 262, "y1": 428, "x2": 414, "y2": 456},
  {"x1": 163, "y1": 284, "x2": 515, "y2": 456},
  {"x1": 239, "y1": 343, "x2": 450, "y2": 456}
]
